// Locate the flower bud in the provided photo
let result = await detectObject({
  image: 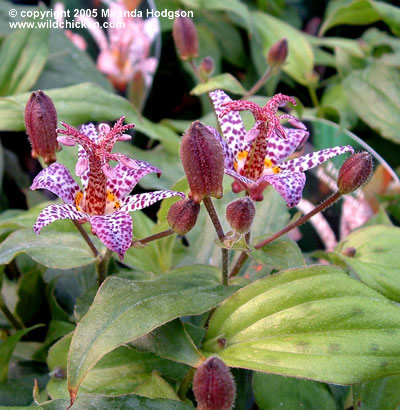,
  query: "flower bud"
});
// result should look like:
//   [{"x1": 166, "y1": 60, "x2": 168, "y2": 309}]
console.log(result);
[
  {"x1": 199, "y1": 56, "x2": 215, "y2": 81},
  {"x1": 226, "y1": 197, "x2": 256, "y2": 234},
  {"x1": 24, "y1": 90, "x2": 59, "y2": 165},
  {"x1": 180, "y1": 121, "x2": 224, "y2": 203},
  {"x1": 193, "y1": 356, "x2": 236, "y2": 410},
  {"x1": 172, "y1": 13, "x2": 198, "y2": 61},
  {"x1": 167, "y1": 199, "x2": 200, "y2": 234},
  {"x1": 267, "y1": 38, "x2": 288, "y2": 67},
  {"x1": 337, "y1": 152, "x2": 373, "y2": 195}
]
